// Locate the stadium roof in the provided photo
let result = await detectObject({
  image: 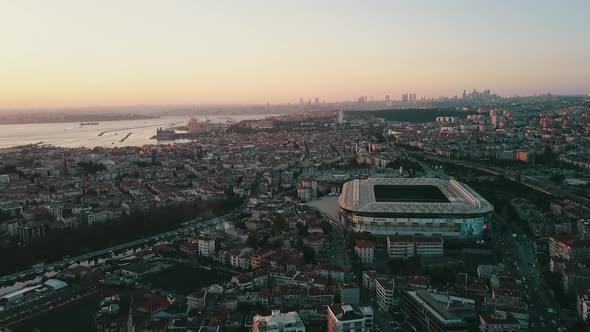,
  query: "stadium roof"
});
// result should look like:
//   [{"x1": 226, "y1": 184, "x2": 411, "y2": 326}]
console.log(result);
[{"x1": 339, "y1": 178, "x2": 493, "y2": 215}]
